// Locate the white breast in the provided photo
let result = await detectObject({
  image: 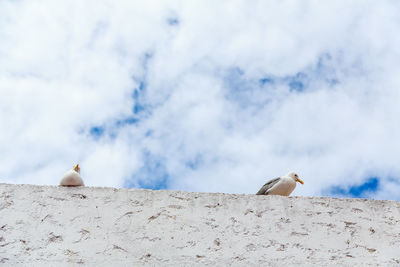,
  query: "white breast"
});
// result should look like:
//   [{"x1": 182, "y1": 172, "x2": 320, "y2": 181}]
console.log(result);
[
  {"x1": 267, "y1": 177, "x2": 296, "y2": 196},
  {"x1": 60, "y1": 170, "x2": 84, "y2": 186}
]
